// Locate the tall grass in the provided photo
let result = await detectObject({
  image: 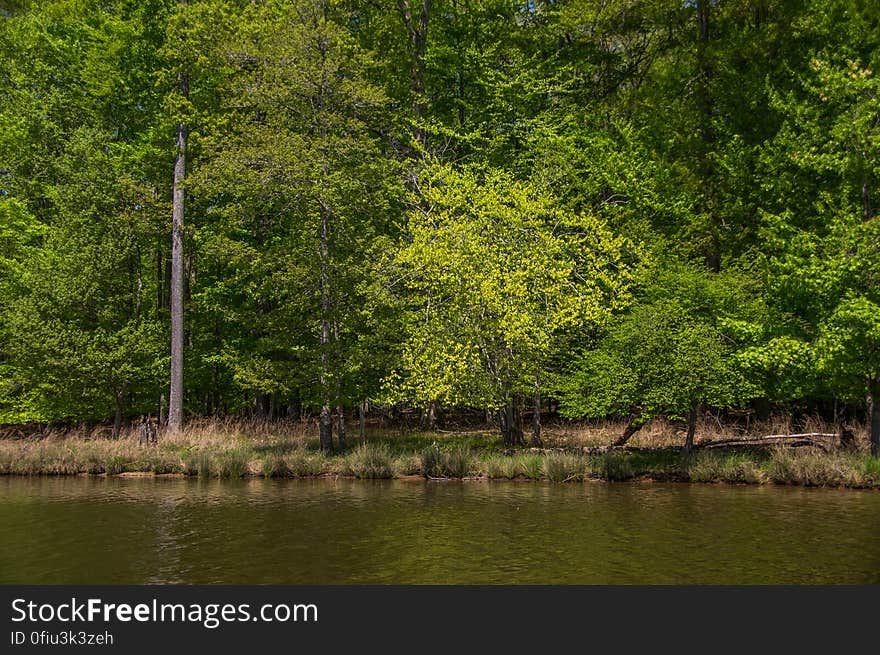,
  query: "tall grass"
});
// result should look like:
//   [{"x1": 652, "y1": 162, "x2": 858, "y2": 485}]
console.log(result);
[
  {"x1": 542, "y1": 453, "x2": 584, "y2": 482},
  {"x1": 0, "y1": 419, "x2": 878, "y2": 488},
  {"x1": 687, "y1": 452, "x2": 768, "y2": 484},
  {"x1": 420, "y1": 444, "x2": 475, "y2": 478},
  {"x1": 599, "y1": 452, "x2": 635, "y2": 481},
  {"x1": 216, "y1": 449, "x2": 250, "y2": 479},
  {"x1": 345, "y1": 443, "x2": 394, "y2": 479}
]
